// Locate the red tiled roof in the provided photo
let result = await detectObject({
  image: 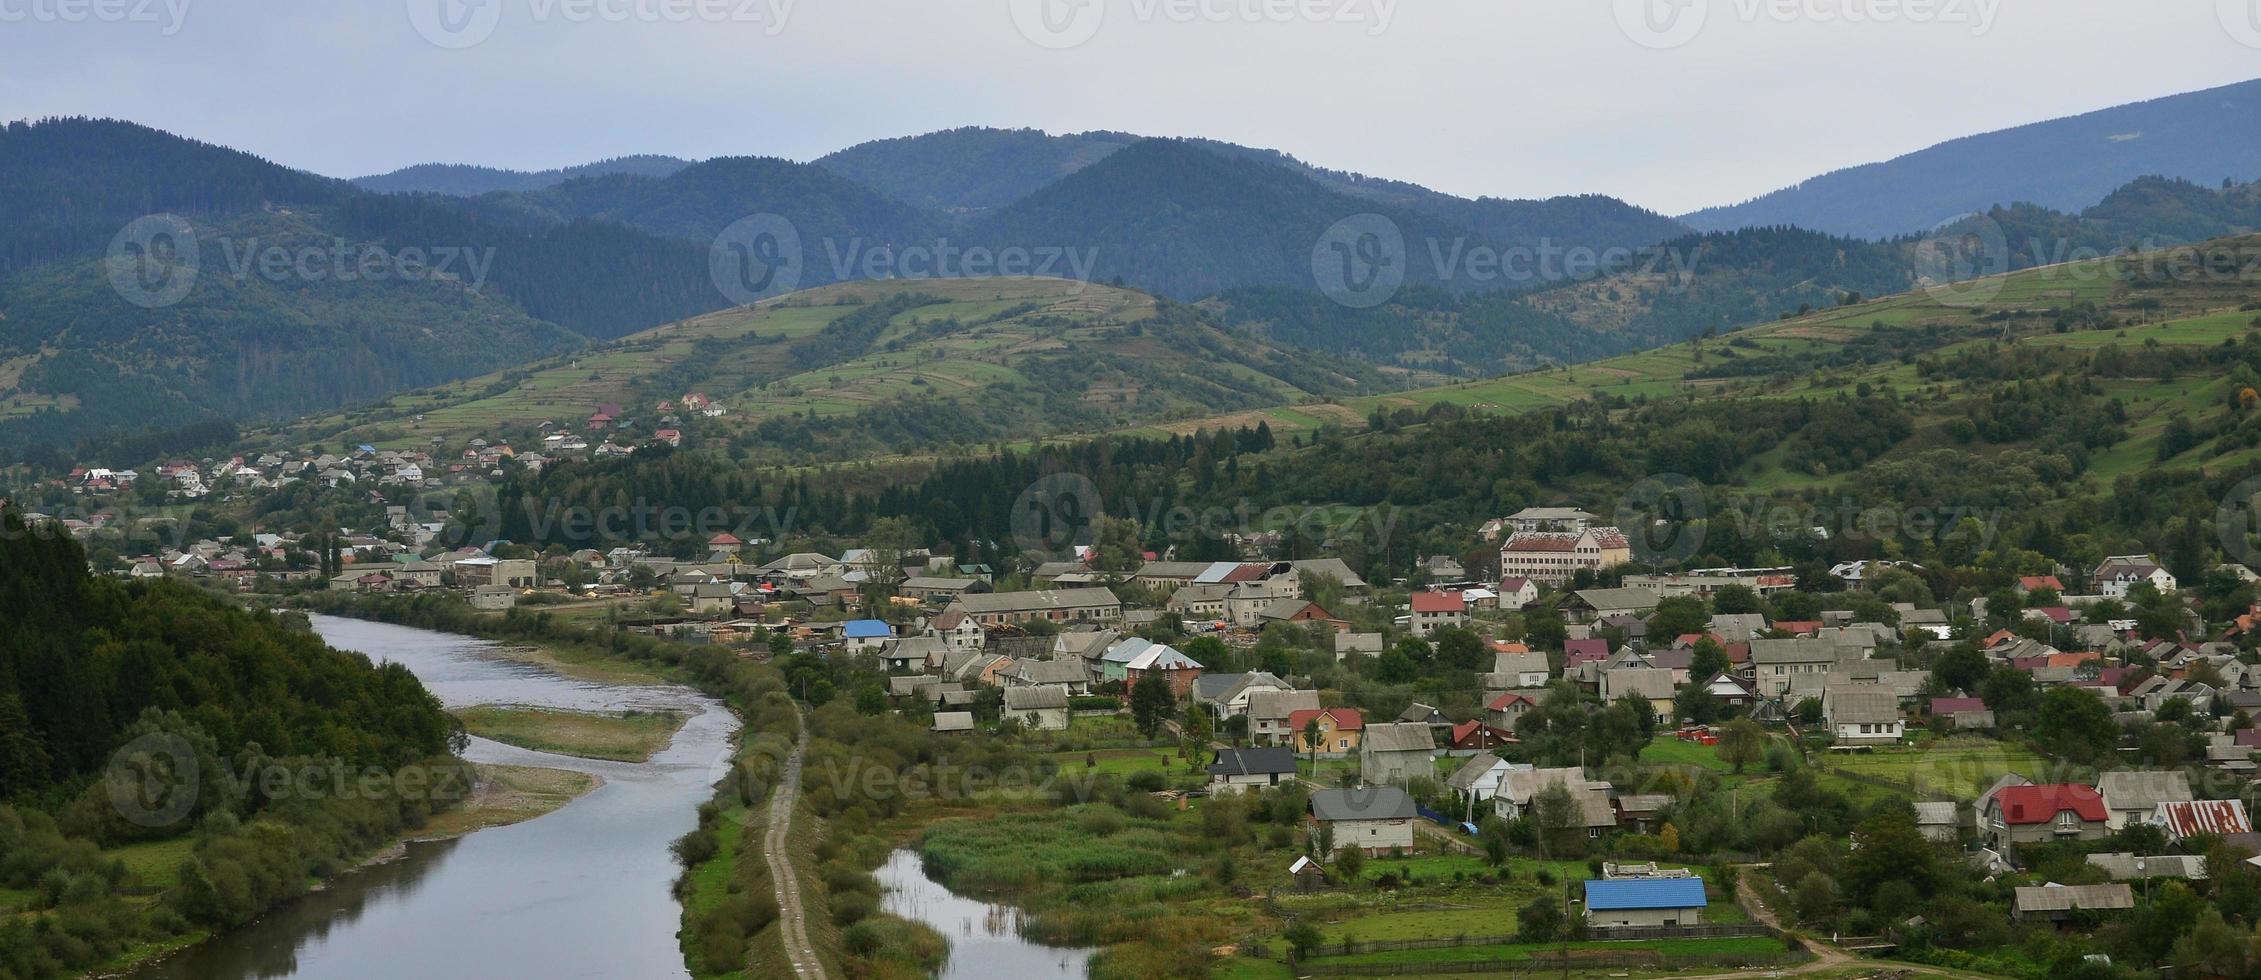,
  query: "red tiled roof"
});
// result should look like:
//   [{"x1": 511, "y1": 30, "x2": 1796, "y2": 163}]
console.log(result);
[
  {"x1": 1500, "y1": 576, "x2": 1532, "y2": 591},
  {"x1": 1772, "y1": 621, "x2": 1822, "y2": 636},
  {"x1": 1563, "y1": 638, "x2": 1610, "y2": 663},
  {"x1": 1410, "y1": 591, "x2": 1466, "y2": 613},
  {"x1": 2019, "y1": 575, "x2": 2064, "y2": 592},
  {"x1": 1487, "y1": 691, "x2": 1539, "y2": 710},
  {"x1": 1502, "y1": 534, "x2": 1581, "y2": 553},
  {"x1": 1931, "y1": 697, "x2": 1986, "y2": 714},
  {"x1": 1995, "y1": 784, "x2": 2106, "y2": 825},
  {"x1": 1287, "y1": 707, "x2": 1363, "y2": 731}
]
